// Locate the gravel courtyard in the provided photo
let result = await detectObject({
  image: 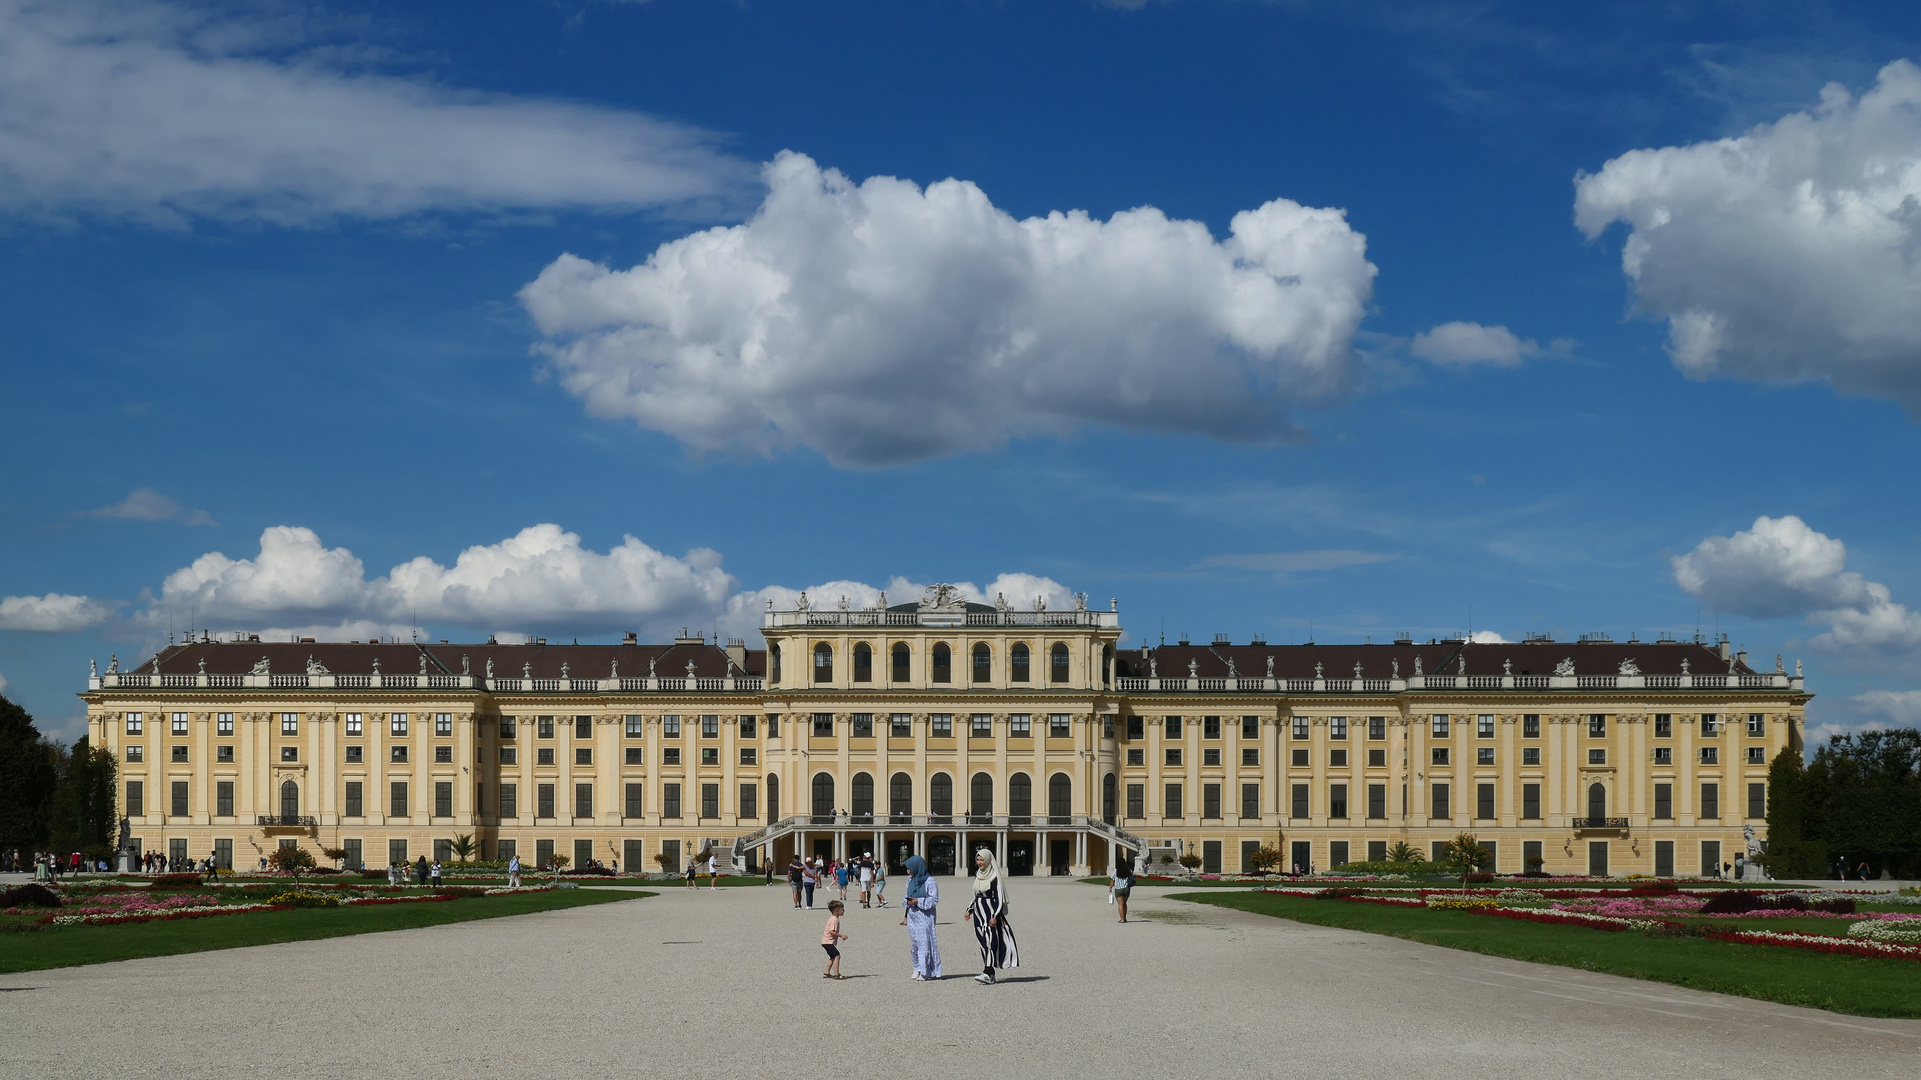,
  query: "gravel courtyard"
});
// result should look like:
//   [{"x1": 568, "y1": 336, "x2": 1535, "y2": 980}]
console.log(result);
[{"x1": 5, "y1": 878, "x2": 1917, "y2": 1078}]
